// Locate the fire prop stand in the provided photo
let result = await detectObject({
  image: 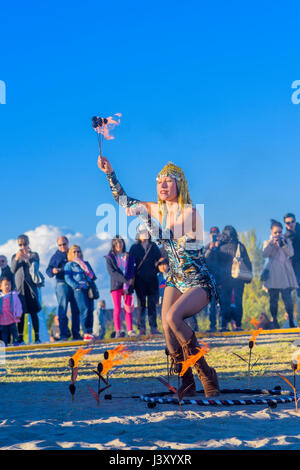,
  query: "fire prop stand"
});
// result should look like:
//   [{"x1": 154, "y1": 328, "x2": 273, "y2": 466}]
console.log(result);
[{"x1": 139, "y1": 386, "x2": 296, "y2": 409}]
